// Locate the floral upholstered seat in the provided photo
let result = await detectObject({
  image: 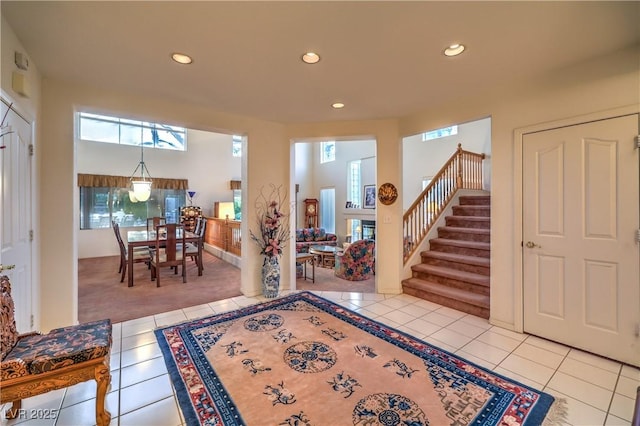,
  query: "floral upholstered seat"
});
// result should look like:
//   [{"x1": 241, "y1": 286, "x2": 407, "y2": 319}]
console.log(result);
[
  {"x1": 334, "y1": 239, "x2": 375, "y2": 281},
  {"x1": 0, "y1": 275, "x2": 112, "y2": 425},
  {"x1": 2, "y1": 319, "x2": 111, "y2": 378}
]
